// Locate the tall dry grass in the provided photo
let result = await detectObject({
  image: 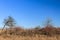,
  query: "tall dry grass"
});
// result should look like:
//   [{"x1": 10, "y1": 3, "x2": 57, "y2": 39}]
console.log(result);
[
  {"x1": 0, "y1": 26, "x2": 60, "y2": 40},
  {"x1": 0, "y1": 35, "x2": 60, "y2": 40}
]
